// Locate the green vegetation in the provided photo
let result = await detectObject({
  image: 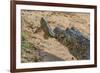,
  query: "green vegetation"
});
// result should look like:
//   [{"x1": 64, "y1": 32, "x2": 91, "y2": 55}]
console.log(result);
[
  {"x1": 21, "y1": 32, "x2": 42, "y2": 62},
  {"x1": 21, "y1": 41, "x2": 34, "y2": 49},
  {"x1": 21, "y1": 32, "x2": 36, "y2": 50},
  {"x1": 21, "y1": 32, "x2": 28, "y2": 41}
]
